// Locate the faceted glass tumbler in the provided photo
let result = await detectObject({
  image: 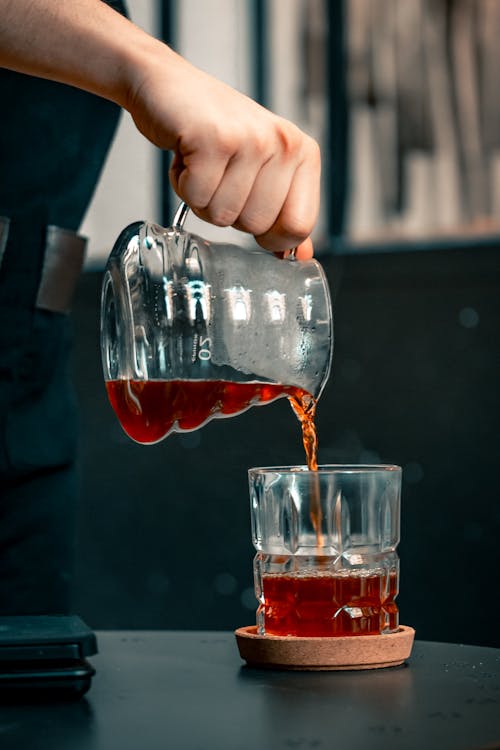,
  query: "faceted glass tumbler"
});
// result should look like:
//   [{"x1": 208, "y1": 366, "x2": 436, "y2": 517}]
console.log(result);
[{"x1": 249, "y1": 465, "x2": 402, "y2": 637}]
